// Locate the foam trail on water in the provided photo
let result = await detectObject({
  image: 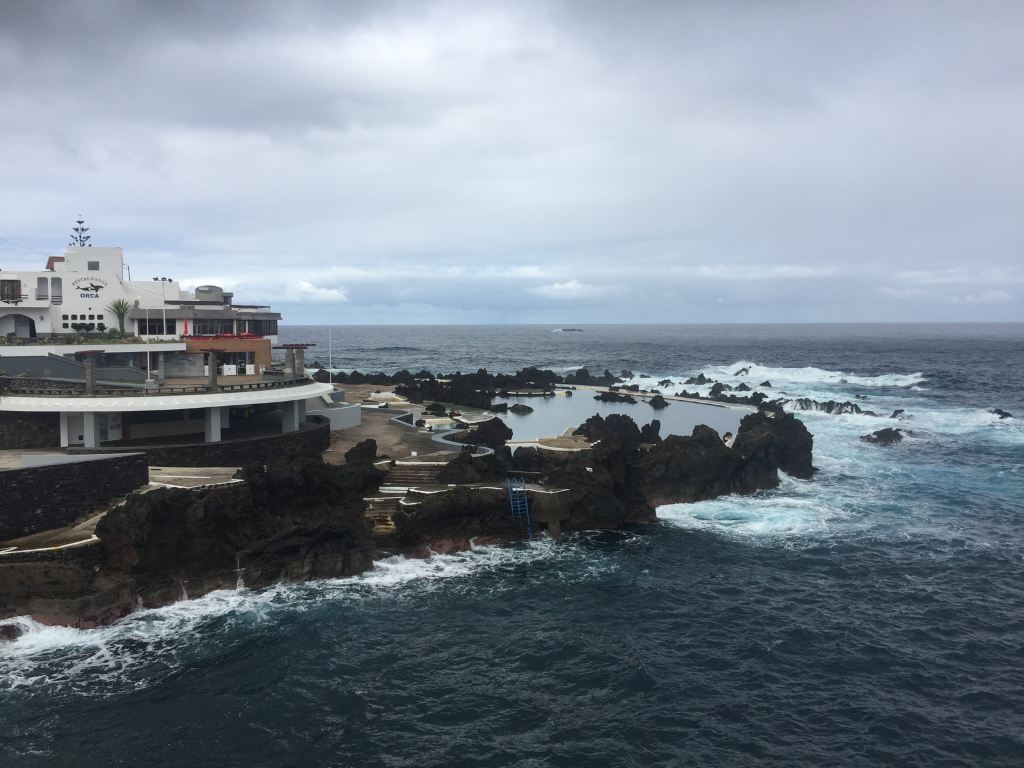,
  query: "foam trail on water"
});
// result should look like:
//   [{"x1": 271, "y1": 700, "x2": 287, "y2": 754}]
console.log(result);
[{"x1": 0, "y1": 538, "x2": 588, "y2": 693}]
